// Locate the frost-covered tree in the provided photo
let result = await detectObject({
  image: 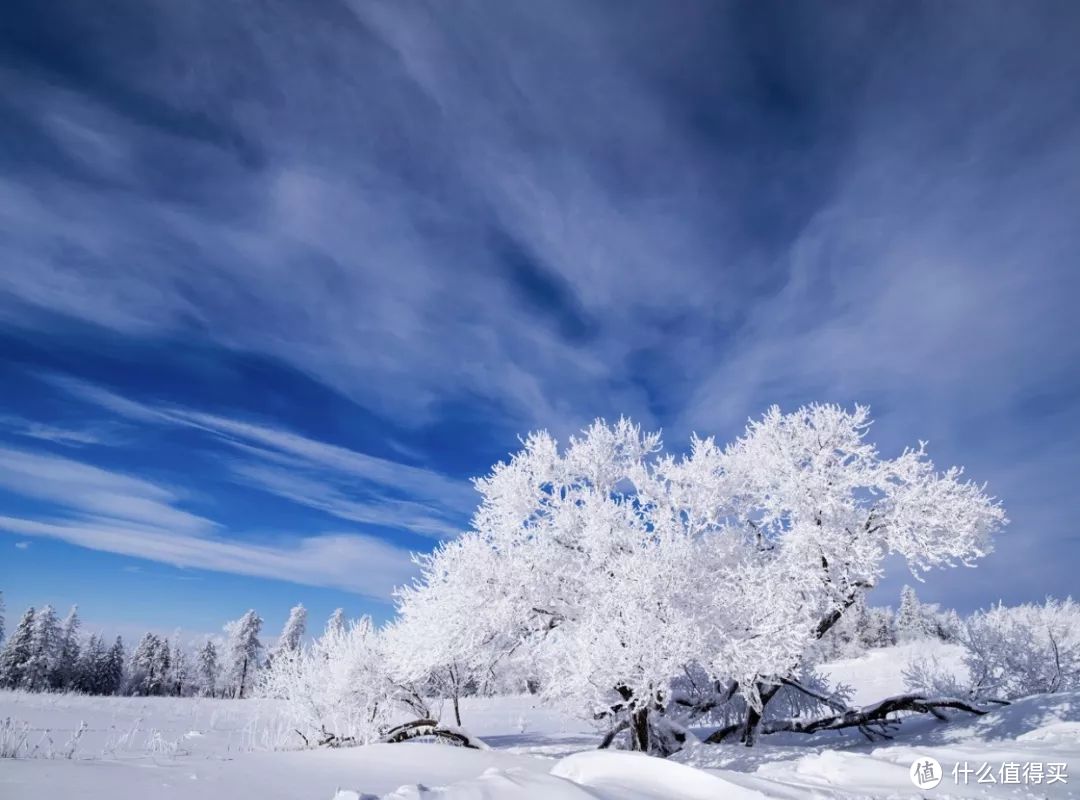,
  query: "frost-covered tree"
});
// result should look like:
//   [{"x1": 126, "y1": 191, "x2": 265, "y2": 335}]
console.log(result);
[
  {"x1": 0, "y1": 591, "x2": 5, "y2": 646},
  {"x1": 224, "y1": 610, "x2": 263, "y2": 698},
  {"x1": 24, "y1": 604, "x2": 60, "y2": 691},
  {"x1": 818, "y1": 599, "x2": 898, "y2": 658},
  {"x1": 934, "y1": 608, "x2": 964, "y2": 642},
  {"x1": 197, "y1": 640, "x2": 219, "y2": 697},
  {"x1": 129, "y1": 633, "x2": 170, "y2": 696},
  {"x1": 271, "y1": 604, "x2": 307, "y2": 664},
  {"x1": 865, "y1": 606, "x2": 897, "y2": 648},
  {"x1": 818, "y1": 595, "x2": 869, "y2": 659},
  {"x1": 51, "y1": 606, "x2": 81, "y2": 690},
  {"x1": 897, "y1": 586, "x2": 931, "y2": 640},
  {"x1": 0, "y1": 606, "x2": 35, "y2": 689},
  {"x1": 76, "y1": 634, "x2": 107, "y2": 694},
  {"x1": 896, "y1": 587, "x2": 959, "y2": 642},
  {"x1": 680, "y1": 404, "x2": 1003, "y2": 744},
  {"x1": 388, "y1": 535, "x2": 516, "y2": 726},
  {"x1": 169, "y1": 642, "x2": 190, "y2": 696},
  {"x1": 409, "y1": 418, "x2": 700, "y2": 753},
  {"x1": 103, "y1": 637, "x2": 125, "y2": 695},
  {"x1": 75, "y1": 633, "x2": 124, "y2": 696},
  {"x1": 401, "y1": 406, "x2": 1005, "y2": 752},
  {"x1": 128, "y1": 633, "x2": 155, "y2": 695},
  {"x1": 325, "y1": 608, "x2": 346, "y2": 636}
]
